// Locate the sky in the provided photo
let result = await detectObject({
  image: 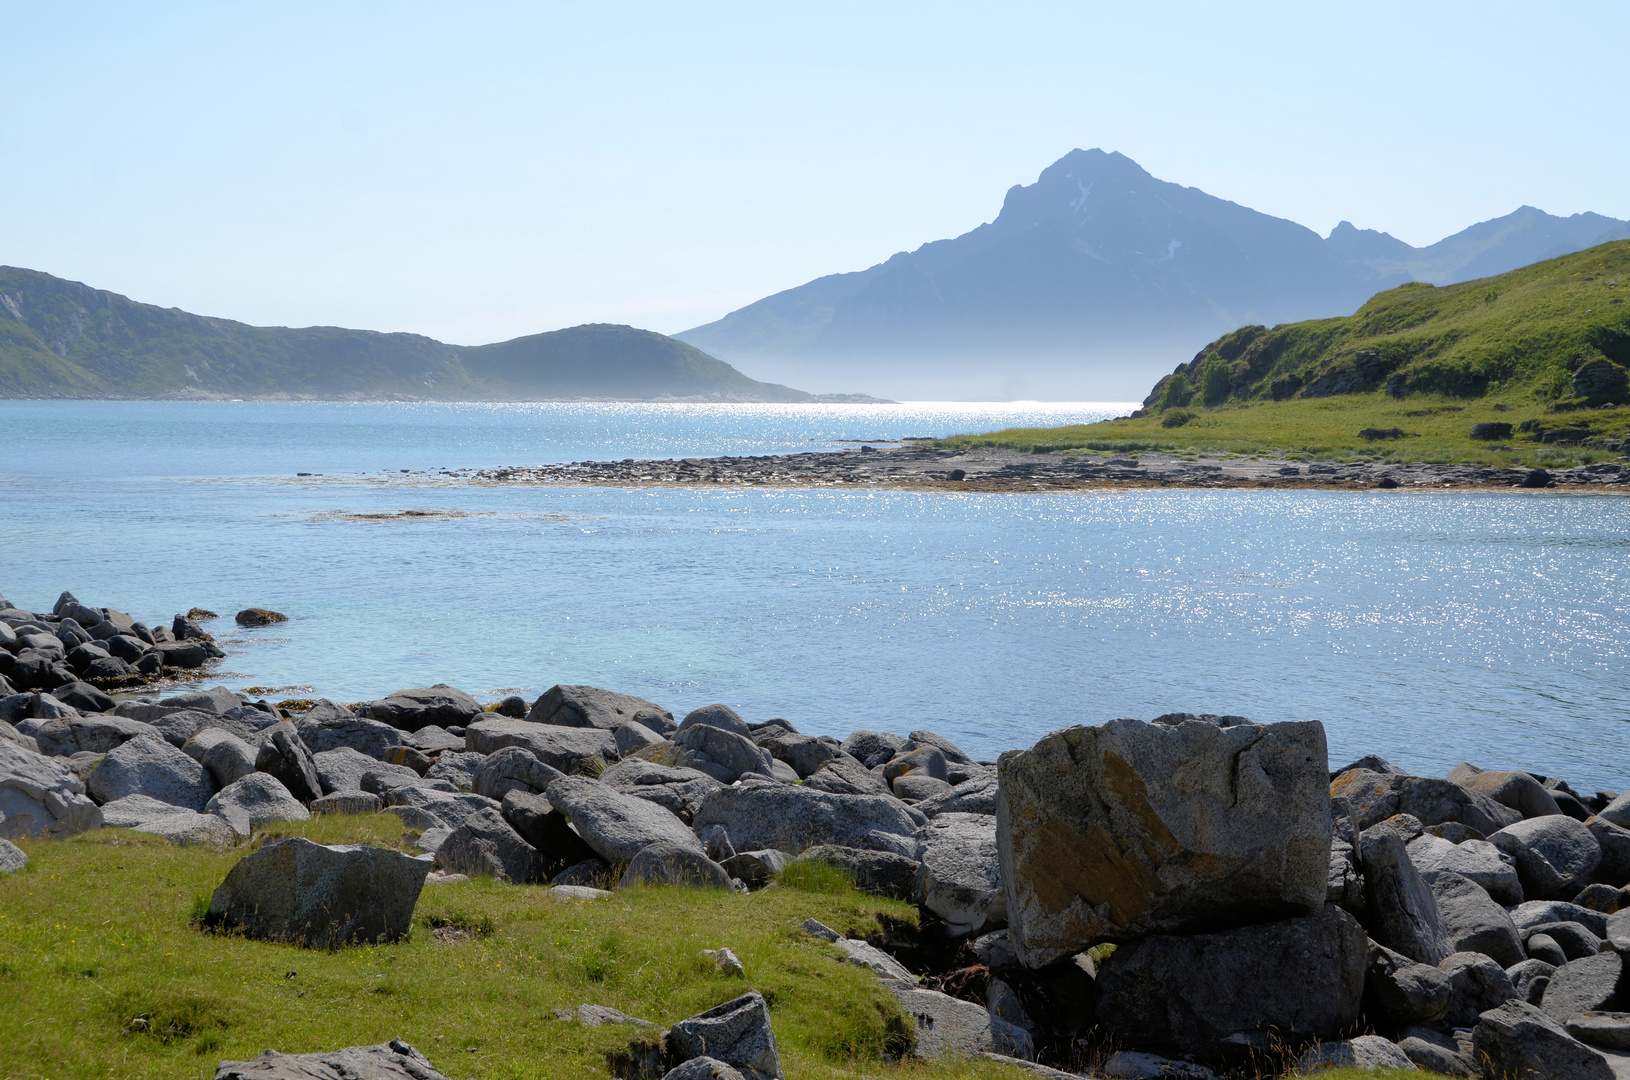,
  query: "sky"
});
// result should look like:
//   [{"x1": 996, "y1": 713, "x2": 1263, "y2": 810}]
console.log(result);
[{"x1": 3, "y1": 1, "x2": 1626, "y2": 349}]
